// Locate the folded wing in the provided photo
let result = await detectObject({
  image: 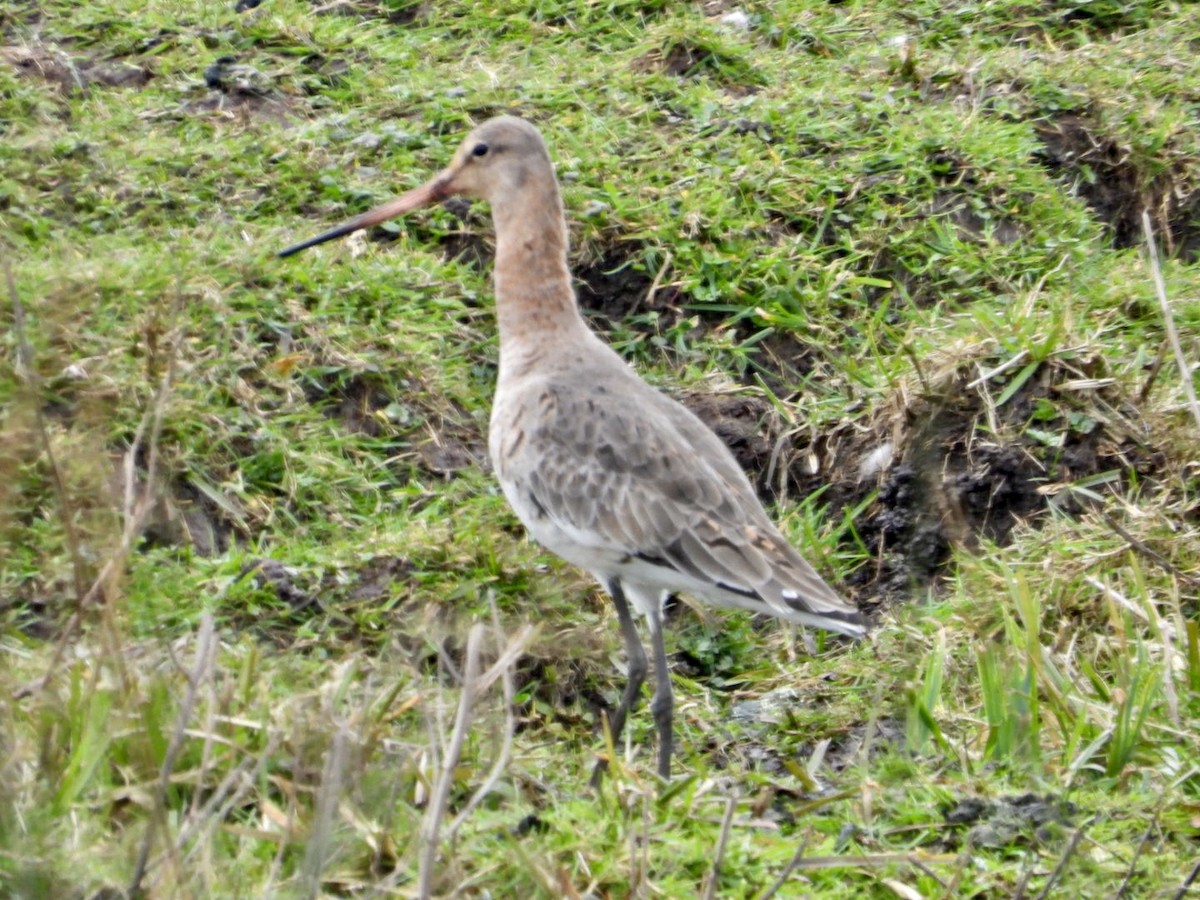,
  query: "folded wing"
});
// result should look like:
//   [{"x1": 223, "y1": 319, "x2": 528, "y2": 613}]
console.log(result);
[{"x1": 517, "y1": 382, "x2": 866, "y2": 638}]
